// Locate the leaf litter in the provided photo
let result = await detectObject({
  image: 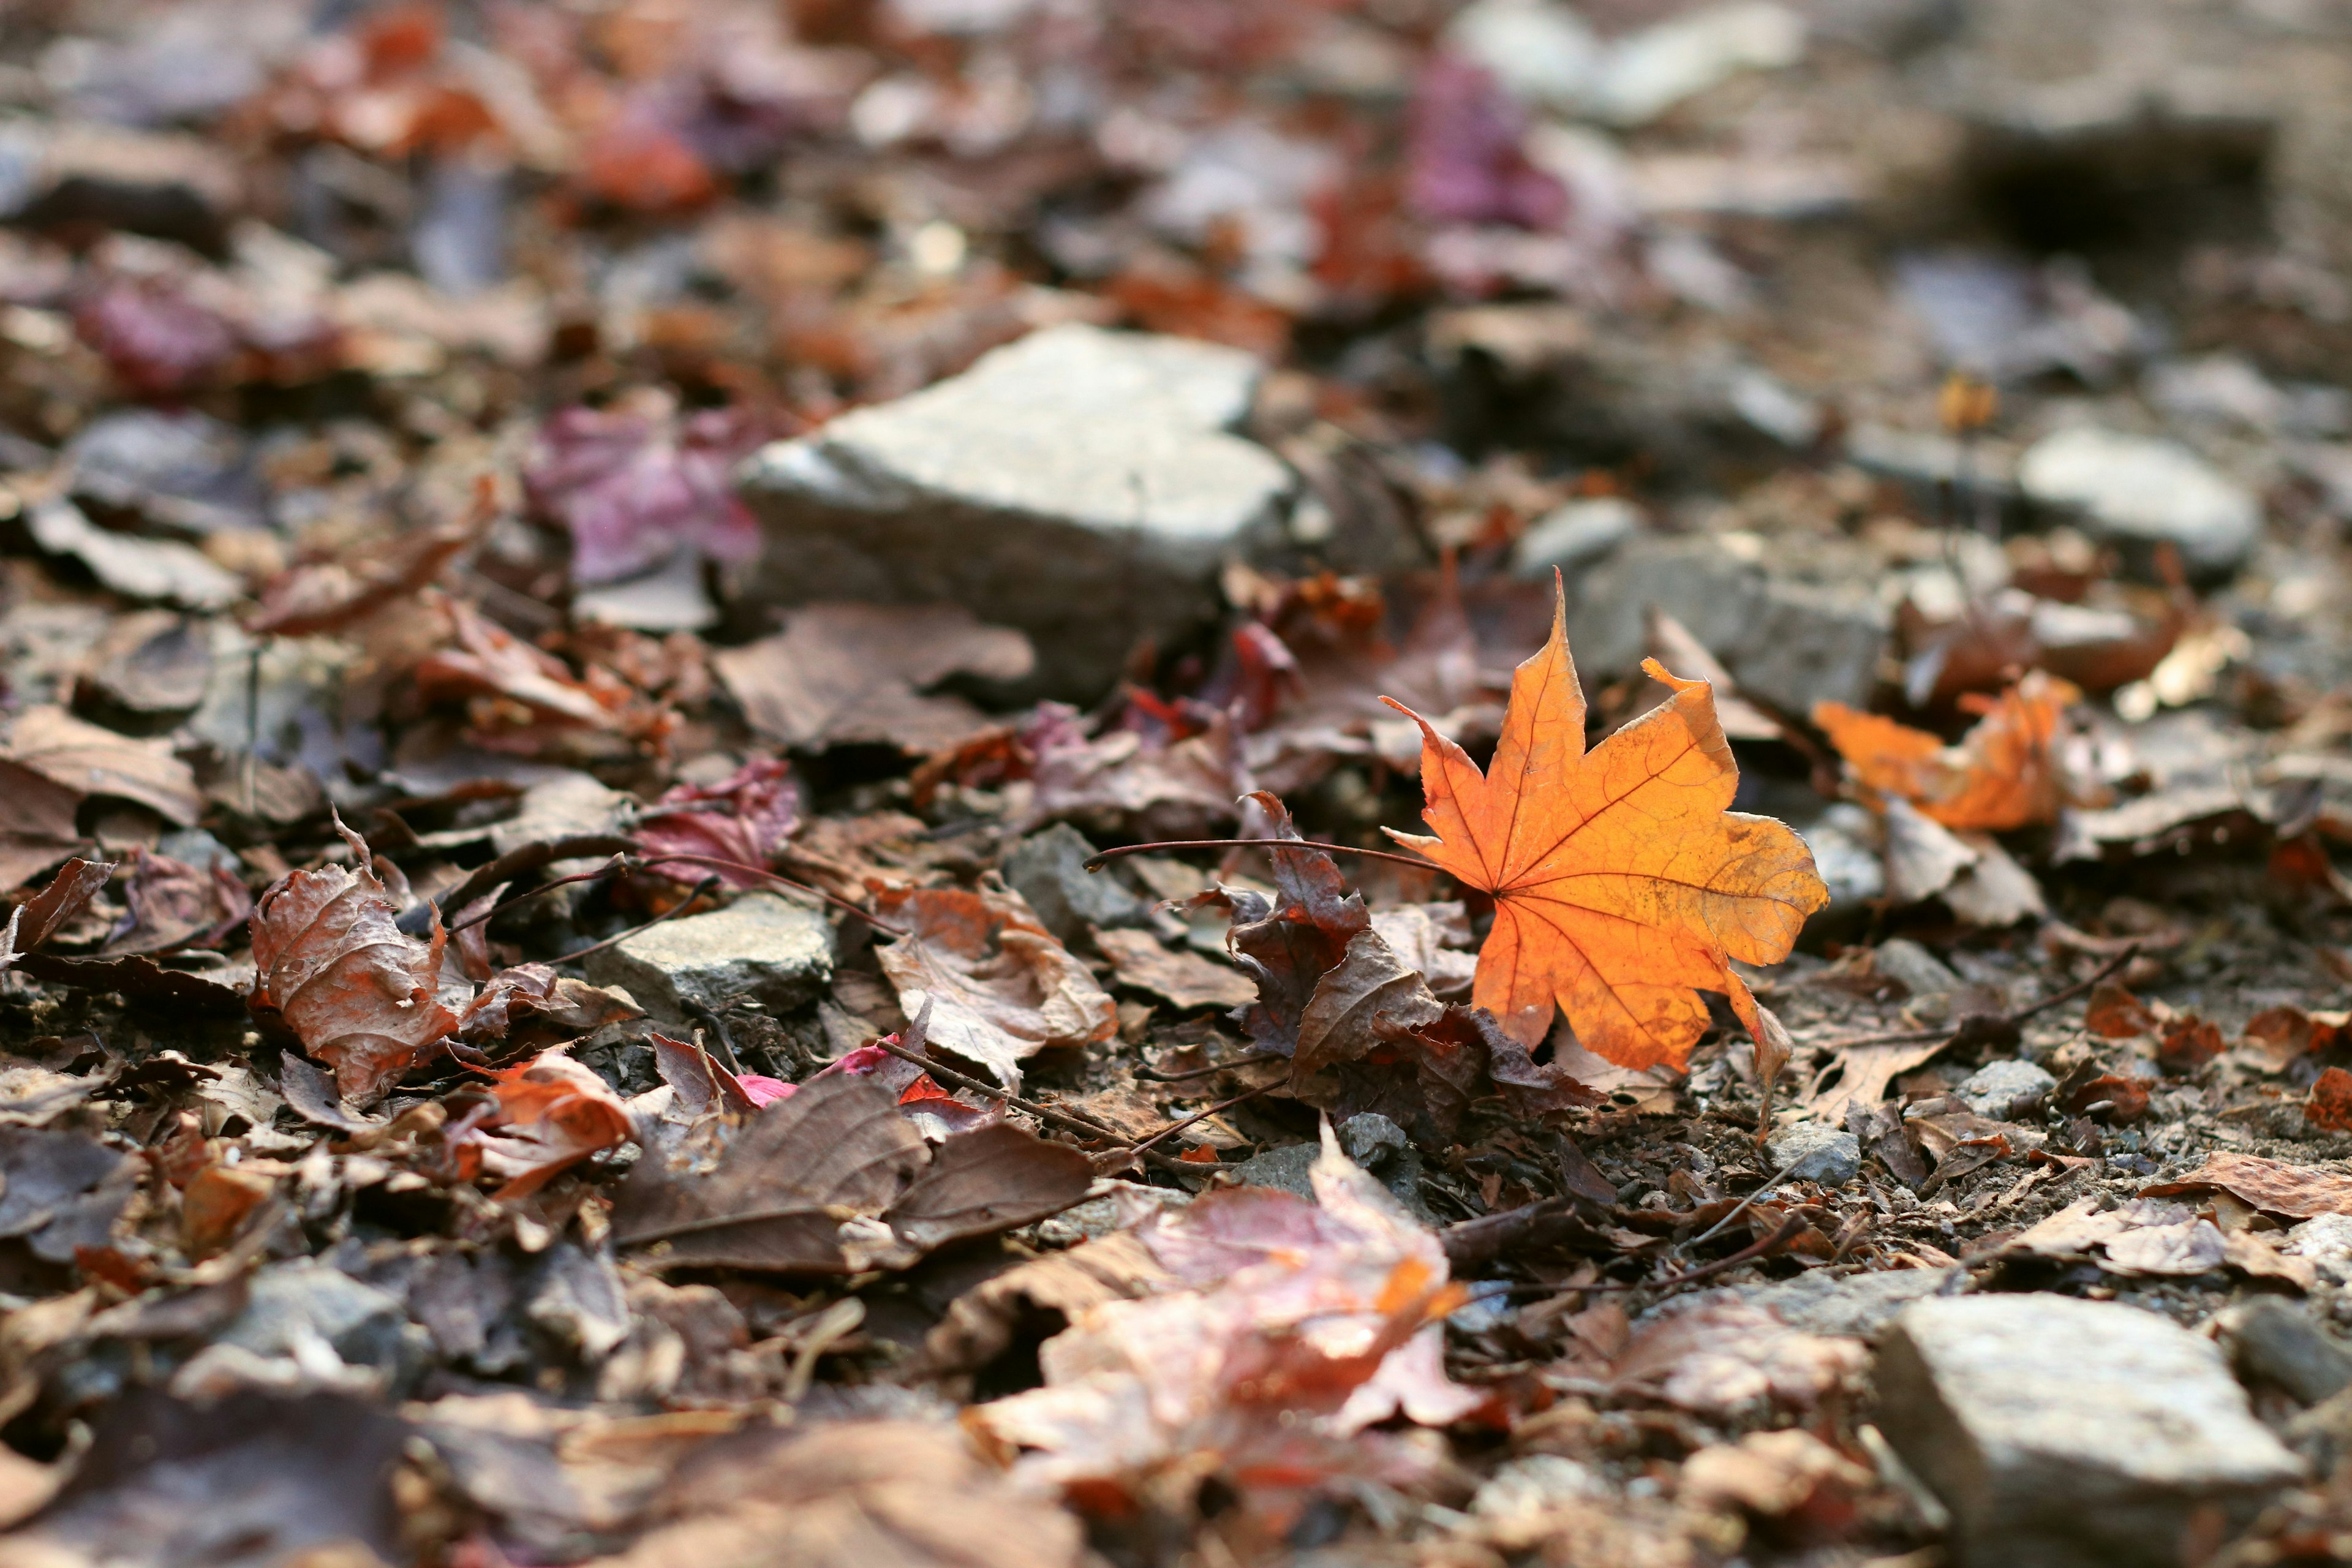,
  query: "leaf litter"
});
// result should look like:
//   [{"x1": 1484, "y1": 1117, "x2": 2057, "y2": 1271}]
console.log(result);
[{"x1": 0, "y1": 1, "x2": 2342, "y2": 1564}]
